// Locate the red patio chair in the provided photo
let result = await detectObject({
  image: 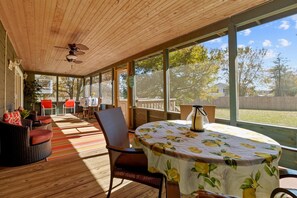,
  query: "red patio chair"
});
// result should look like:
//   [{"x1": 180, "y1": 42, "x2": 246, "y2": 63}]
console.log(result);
[
  {"x1": 63, "y1": 99, "x2": 76, "y2": 114},
  {"x1": 41, "y1": 99, "x2": 56, "y2": 116}
]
